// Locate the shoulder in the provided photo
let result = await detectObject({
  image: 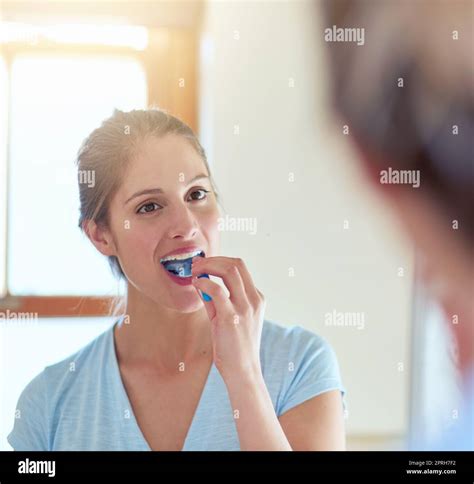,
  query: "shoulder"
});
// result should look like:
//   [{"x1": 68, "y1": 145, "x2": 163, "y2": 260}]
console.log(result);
[
  {"x1": 260, "y1": 320, "x2": 345, "y2": 416},
  {"x1": 41, "y1": 324, "x2": 114, "y2": 408},
  {"x1": 42, "y1": 323, "x2": 112, "y2": 384},
  {"x1": 260, "y1": 319, "x2": 337, "y2": 369},
  {"x1": 7, "y1": 325, "x2": 114, "y2": 450}
]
